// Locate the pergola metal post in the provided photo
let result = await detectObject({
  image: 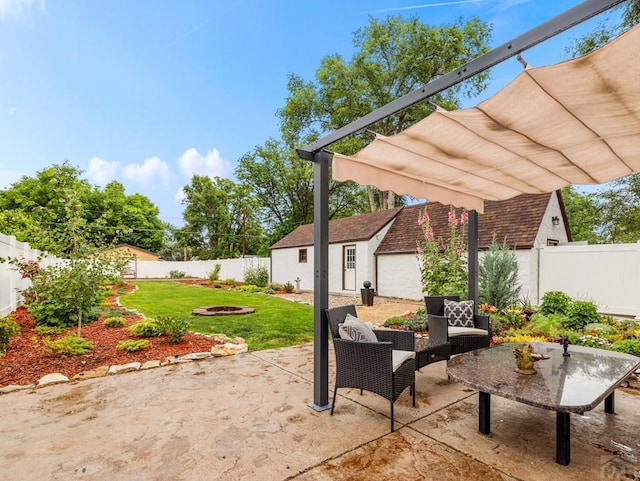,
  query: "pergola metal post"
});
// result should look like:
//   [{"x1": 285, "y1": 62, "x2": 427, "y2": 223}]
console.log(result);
[
  {"x1": 468, "y1": 210, "x2": 479, "y2": 310},
  {"x1": 308, "y1": 150, "x2": 331, "y2": 411}
]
